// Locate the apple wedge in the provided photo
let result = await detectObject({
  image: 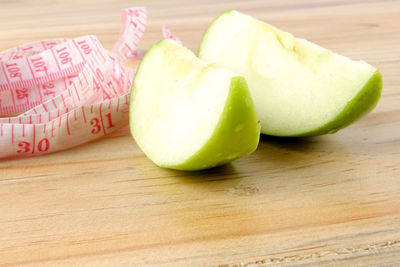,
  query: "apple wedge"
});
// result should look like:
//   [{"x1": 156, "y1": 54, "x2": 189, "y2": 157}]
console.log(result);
[
  {"x1": 130, "y1": 39, "x2": 260, "y2": 170},
  {"x1": 198, "y1": 10, "x2": 382, "y2": 137}
]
